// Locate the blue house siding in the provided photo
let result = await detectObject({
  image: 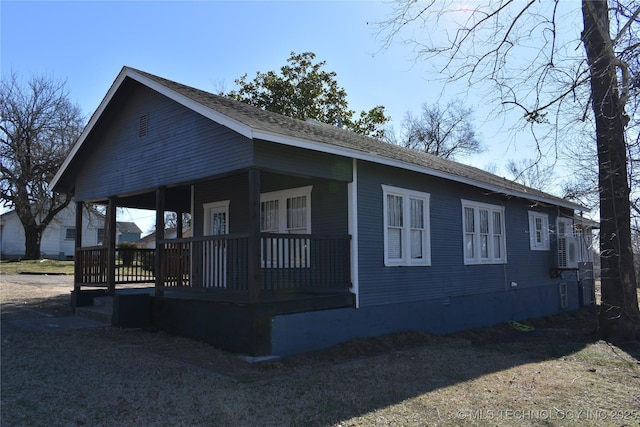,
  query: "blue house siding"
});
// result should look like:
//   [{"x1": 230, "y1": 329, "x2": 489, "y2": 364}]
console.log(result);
[
  {"x1": 254, "y1": 140, "x2": 352, "y2": 182},
  {"x1": 271, "y1": 282, "x2": 579, "y2": 356},
  {"x1": 193, "y1": 172, "x2": 349, "y2": 237},
  {"x1": 355, "y1": 161, "x2": 576, "y2": 309},
  {"x1": 73, "y1": 83, "x2": 254, "y2": 202}
]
